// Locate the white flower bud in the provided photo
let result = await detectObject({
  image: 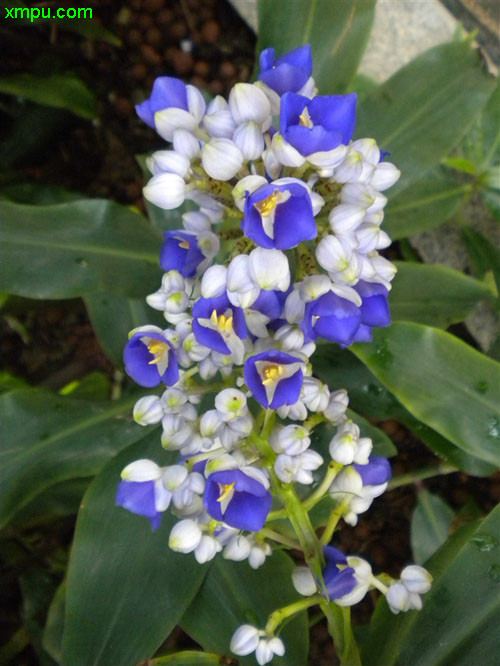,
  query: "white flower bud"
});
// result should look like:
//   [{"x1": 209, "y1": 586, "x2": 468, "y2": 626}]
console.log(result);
[
  {"x1": 316, "y1": 235, "x2": 352, "y2": 274},
  {"x1": 230, "y1": 624, "x2": 260, "y2": 656},
  {"x1": 143, "y1": 173, "x2": 186, "y2": 210},
  {"x1": 182, "y1": 210, "x2": 211, "y2": 233},
  {"x1": 277, "y1": 399, "x2": 308, "y2": 421},
  {"x1": 194, "y1": 534, "x2": 221, "y2": 563},
  {"x1": 168, "y1": 519, "x2": 202, "y2": 553},
  {"x1": 302, "y1": 377, "x2": 330, "y2": 412},
  {"x1": 233, "y1": 121, "x2": 265, "y2": 161},
  {"x1": 274, "y1": 324, "x2": 304, "y2": 352},
  {"x1": 227, "y1": 254, "x2": 256, "y2": 293},
  {"x1": 356, "y1": 224, "x2": 391, "y2": 254},
  {"x1": 161, "y1": 414, "x2": 192, "y2": 450},
  {"x1": 335, "y1": 556, "x2": 372, "y2": 606},
  {"x1": 307, "y1": 145, "x2": 347, "y2": 169},
  {"x1": 223, "y1": 534, "x2": 251, "y2": 561},
  {"x1": 262, "y1": 147, "x2": 282, "y2": 180},
  {"x1": 329, "y1": 204, "x2": 365, "y2": 236},
  {"x1": 185, "y1": 84, "x2": 206, "y2": 122},
  {"x1": 227, "y1": 287, "x2": 260, "y2": 309},
  {"x1": 249, "y1": 248, "x2": 290, "y2": 291},
  {"x1": 162, "y1": 464, "x2": 188, "y2": 491},
  {"x1": 256, "y1": 637, "x2": 285, "y2": 665},
  {"x1": 299, "y1": 274, "x2": 332, "y2": 302},
  {"x1": 150, "y1": 150, "x2": 191, "y2": 178},
  {"x1": 202, "y1": 95, "x2": 235, "y2": 136},
  {"x1": 275, "y1": 454, "x2": 299, "y2": 483},
  {"x1": 329, "y1": 466, "x2": 363, "y2": 497},
  {"x1": 278, "y1": 424, "x2": 310, "y2": 456},
  {"x1": 370, "y1": 162, "x2": 401, "y2": 191},
  {"x1": 202, "y1": 138, "x2": 244, "y2": 181},
  {"x1": 284, "y1": 288, "x2": 305, "y2": 324},
  {"x1": 351, "y1": 138, "x2": 380, "y2": 165},
  {"x1": 334, "y1": 150, "x2": 363, "y2": 183},
  {"x1": 323, "y1": 389, "x2": 349, "y2": 423},
  {"x1": 229, "y1": 83, "x2": 271, "y2": 127},
  {"x1": 340, "y1": 183, "x2": 387, "y2": 214},
  {"x1": 363, "y1": 254, "x2": 397, "y2": 289},
  {"x1": 155, "y1": 107, "x2": 197, "y2": 142},
  {"x1": 386, "y1": 582, "x2": 411, "y2": 614},
  {"x1": 121, "y1": 458, "x2": 161, "y2": 482},
  {"x1": 232, "y1": 175, "x2": 268, "y2": 211},
  {"x1": 197, "y1": 230, "x2": 220, "y2": 259},
  {"x1": 215, "y1": 388, "x2": 247, "y2": 421},
  {"x1": 133, "y1": 396, "x2": 164, "y2": 426},
  {"x1": 172, "y1": 128, "x2": 200, "y2": 159},
  {"x1": 401, "y1": 565, "x2": 432, "y2": 594},
  {"x1": 249, "y1": 541, "x2": 272, "y2": 569},
  {"x1": 271, "y1": 133, "x2": 305, "y2": 167},
  {"x1": 201, "y1": 264, "x2": 227, "y2": 298},
  {"x1": 200, "y1": 409, "x2": 223, "y2": 437},
  {"x1": 254, "y1": 80, "x2": 281, "y2": 115},
  {"x1": 292, "y1": 566, "x2": 317, "y2": 596}
]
